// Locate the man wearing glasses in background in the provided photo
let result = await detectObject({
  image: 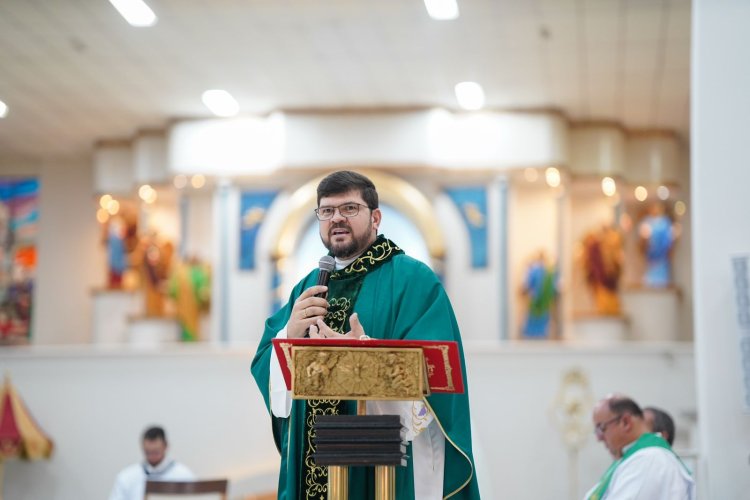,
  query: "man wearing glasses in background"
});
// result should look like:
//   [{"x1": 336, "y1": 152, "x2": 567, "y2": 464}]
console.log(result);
[
  {"x1": 584, "y1": 395, "x2": 694, "y2": 500},
  {"x1": 251, "y1": 170, "x2": 480, "y2": 499}
]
